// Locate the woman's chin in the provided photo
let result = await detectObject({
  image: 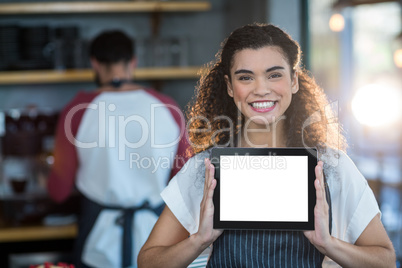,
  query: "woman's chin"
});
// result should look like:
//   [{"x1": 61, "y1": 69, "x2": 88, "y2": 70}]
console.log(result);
[{"x1": 244, "y1": 116, "x2": 279, "y2": 128}]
